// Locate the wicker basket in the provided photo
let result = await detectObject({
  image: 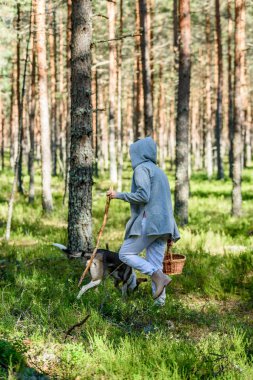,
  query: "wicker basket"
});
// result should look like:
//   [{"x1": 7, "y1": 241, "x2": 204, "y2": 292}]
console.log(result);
[{"x1": 163, "y1": 241, "x2": 186, "y2": 275}]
